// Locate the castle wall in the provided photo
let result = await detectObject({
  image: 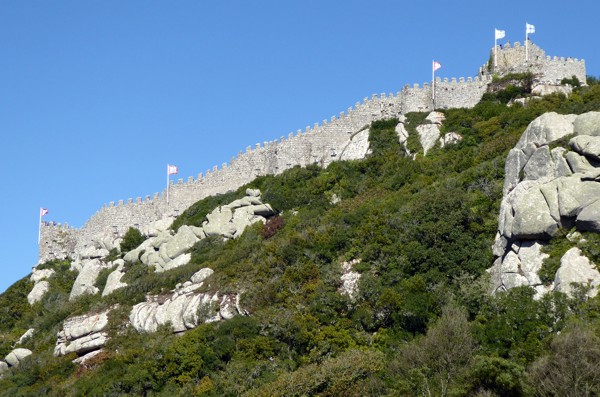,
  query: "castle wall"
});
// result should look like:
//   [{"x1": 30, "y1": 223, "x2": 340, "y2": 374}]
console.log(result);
[{"x1": 39, "y1": 44, "x2": 587, "y2": 263}]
